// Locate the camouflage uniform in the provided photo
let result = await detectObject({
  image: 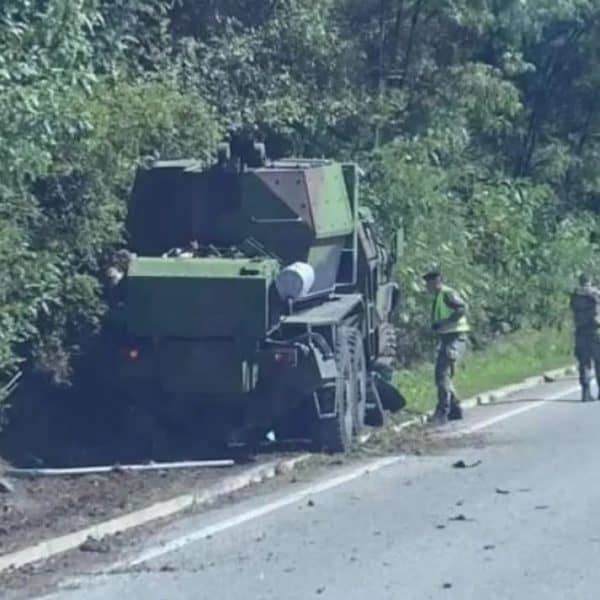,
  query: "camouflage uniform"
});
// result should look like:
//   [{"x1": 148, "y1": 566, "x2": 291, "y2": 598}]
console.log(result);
[
  {"x1": 432, "y1": 287, "x2": 469, "y2": 419},
  {"x1": 570, "y1": 280, "x2": 600, "y2": 401},
  {"x1": 435, "y1": 333, "x2": 467, "y2": 417}
]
